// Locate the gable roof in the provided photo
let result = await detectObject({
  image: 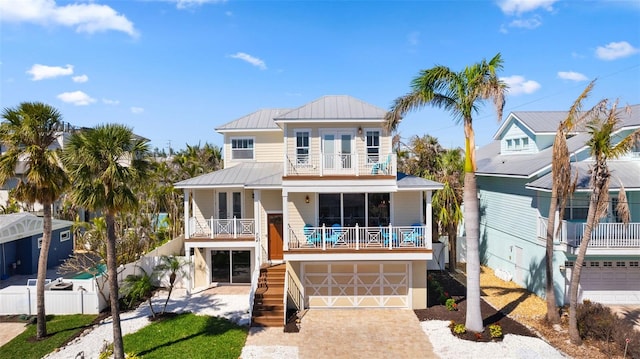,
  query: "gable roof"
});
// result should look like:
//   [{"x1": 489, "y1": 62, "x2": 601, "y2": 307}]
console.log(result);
[
  {"x1": 215, "y1": 108, "x2": 290, "y2": 132},
  {"x1": 0, "y1": 212, "x2": 73, "y2": 244},
  {"x1": 526, "y1": 160, "x2": 640, "y2": 192},
  {"x1": 274, "y1": 95, "x2": 387, "y2": 122},
  {"x1": 476, "y1": 132, "x2": 590, "y2": 178}
]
